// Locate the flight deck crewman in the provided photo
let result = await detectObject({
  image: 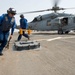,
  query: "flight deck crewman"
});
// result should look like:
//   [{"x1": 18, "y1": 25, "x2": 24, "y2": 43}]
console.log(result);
[
  {"x1": 0, "y1": 8, "x2": 16, "y2": 56},
  {"x1": 17, "y1": 14, "x2": 30, "y2": 41}
]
